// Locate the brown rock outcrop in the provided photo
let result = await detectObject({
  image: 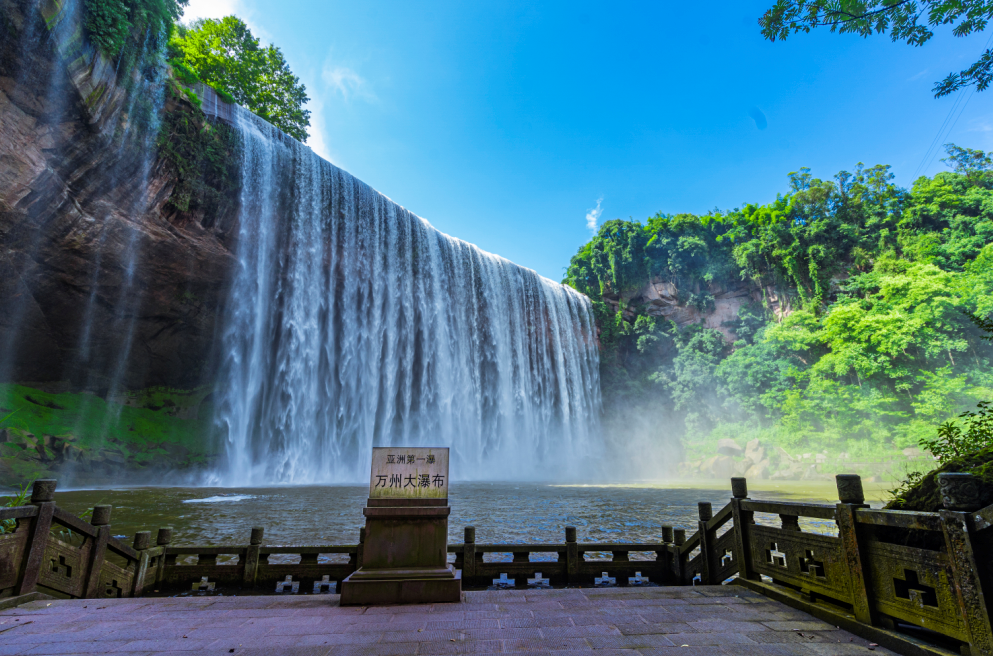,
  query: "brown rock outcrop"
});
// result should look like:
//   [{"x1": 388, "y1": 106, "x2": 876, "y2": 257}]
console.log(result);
[{"x1": 603, "y1": 276, "x2": 793, "y2": 343}]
